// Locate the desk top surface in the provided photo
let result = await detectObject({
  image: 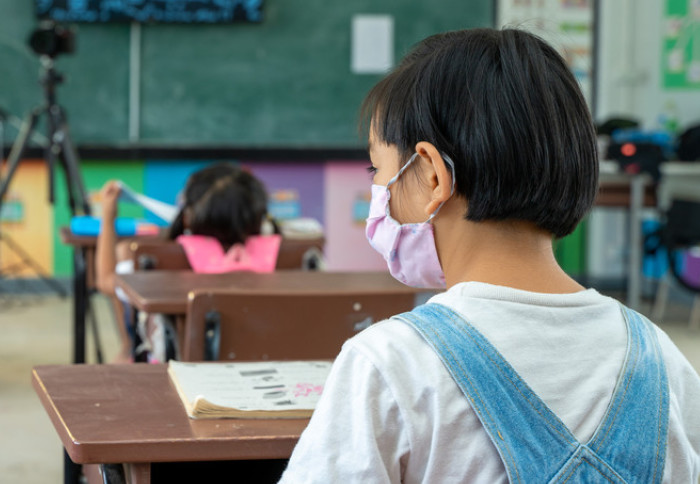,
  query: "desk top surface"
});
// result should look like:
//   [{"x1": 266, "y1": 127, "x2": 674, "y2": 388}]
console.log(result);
[
  {"x1": 32, "y1": 364, "x2": 308, "y2": 465},
  {"x1": 59, "y1": 227, "x2": 157, "y2": 248},
  {"x1": 115, "y1": 270, "x2": 420, "y2": 314}
]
